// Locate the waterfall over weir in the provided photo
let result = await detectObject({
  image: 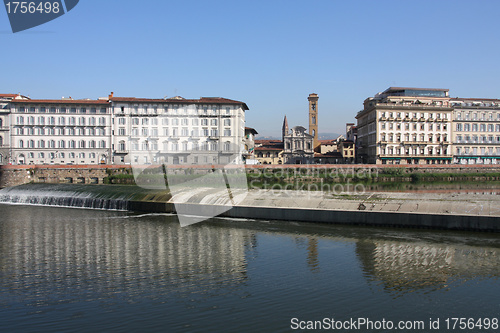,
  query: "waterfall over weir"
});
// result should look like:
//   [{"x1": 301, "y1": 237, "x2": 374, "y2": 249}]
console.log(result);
[{"x1": 0, "y1": 184, "x2": 148, "y2": 211}]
